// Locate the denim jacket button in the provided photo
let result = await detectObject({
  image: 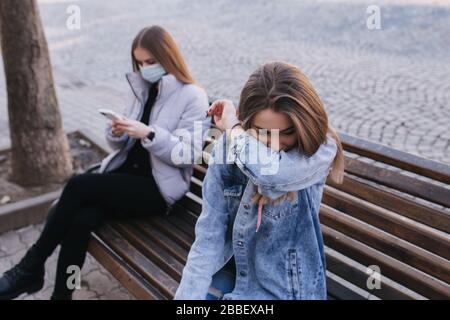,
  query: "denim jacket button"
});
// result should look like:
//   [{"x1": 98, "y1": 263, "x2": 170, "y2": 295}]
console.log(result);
[
  {"x1": 240, "y1": 271, "x2": 247, "y2": 277},
  {"x1": 243, "y1": 204, "x2": 250, "y2": 210},
  {"x1": 237, "y1": 241, "x2": 244, "y2": 246}
]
